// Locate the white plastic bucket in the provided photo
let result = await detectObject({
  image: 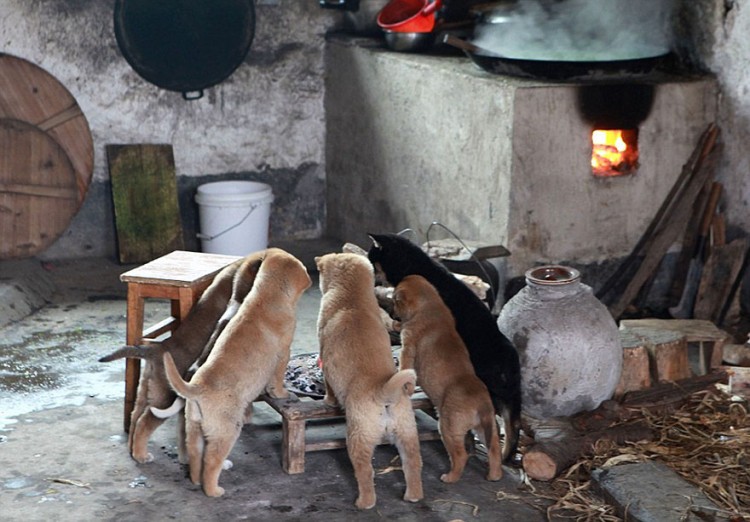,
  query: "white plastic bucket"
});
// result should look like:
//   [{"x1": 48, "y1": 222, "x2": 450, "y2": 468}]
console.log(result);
[{"x1": 195, "y1": 181, "x2": 274, "y2": 256}]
